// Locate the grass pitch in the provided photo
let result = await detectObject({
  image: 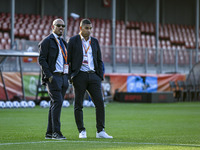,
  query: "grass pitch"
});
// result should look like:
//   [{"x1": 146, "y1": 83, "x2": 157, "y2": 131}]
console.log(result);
[{"x1": 0, "y1": 102, "x2": 200, "y2": 150}]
